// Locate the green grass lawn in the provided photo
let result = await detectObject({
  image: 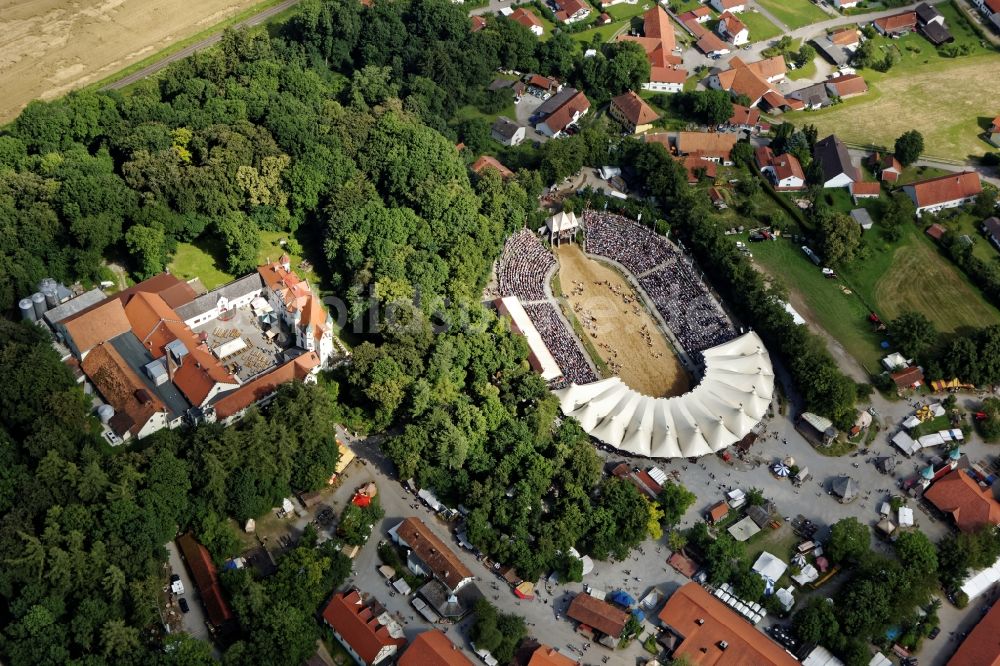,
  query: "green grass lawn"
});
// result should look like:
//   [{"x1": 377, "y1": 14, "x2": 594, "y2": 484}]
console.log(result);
[
  {"x1": 667, "y1": 0, "x2": 704, "y2": 12},
  {"x1": 571, "y1": 18, "x2": 629, "y2": 45},
  {"x1": 755, "y1": 0, "x2": 829, "y2": 29},
  {"x1": 787, "y1": 57, "x2": 817, "y2": 81},
  {"x1": 169, "y1": 230, "x2": 317, "y2": 291},
  {"x1": 739, "y1": 10, "x2": 784, "y2": 44},
  {"x1": 894, "y1": 165, "x2": 953, "y2": 186},
  {"x1": 791, "y1": 1, "x2": 1000, "y2": 160},
  {"x1": 605, "y1": 1, "x2": 652, "y2": 21}
]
